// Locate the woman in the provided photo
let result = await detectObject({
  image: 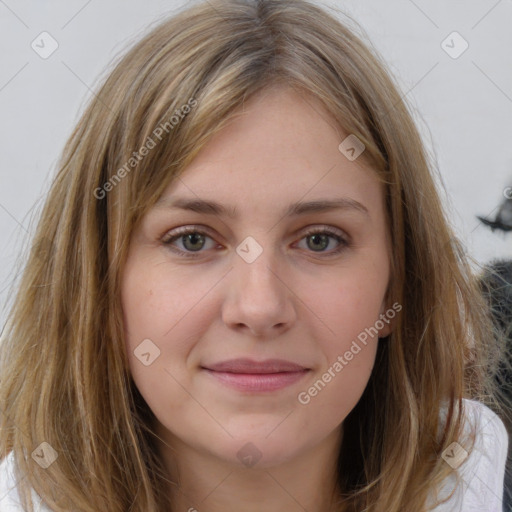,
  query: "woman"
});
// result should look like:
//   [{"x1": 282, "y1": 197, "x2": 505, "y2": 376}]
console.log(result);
[{"x1": 0, "y1": 0, "x2": 509, "y2": 510}]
